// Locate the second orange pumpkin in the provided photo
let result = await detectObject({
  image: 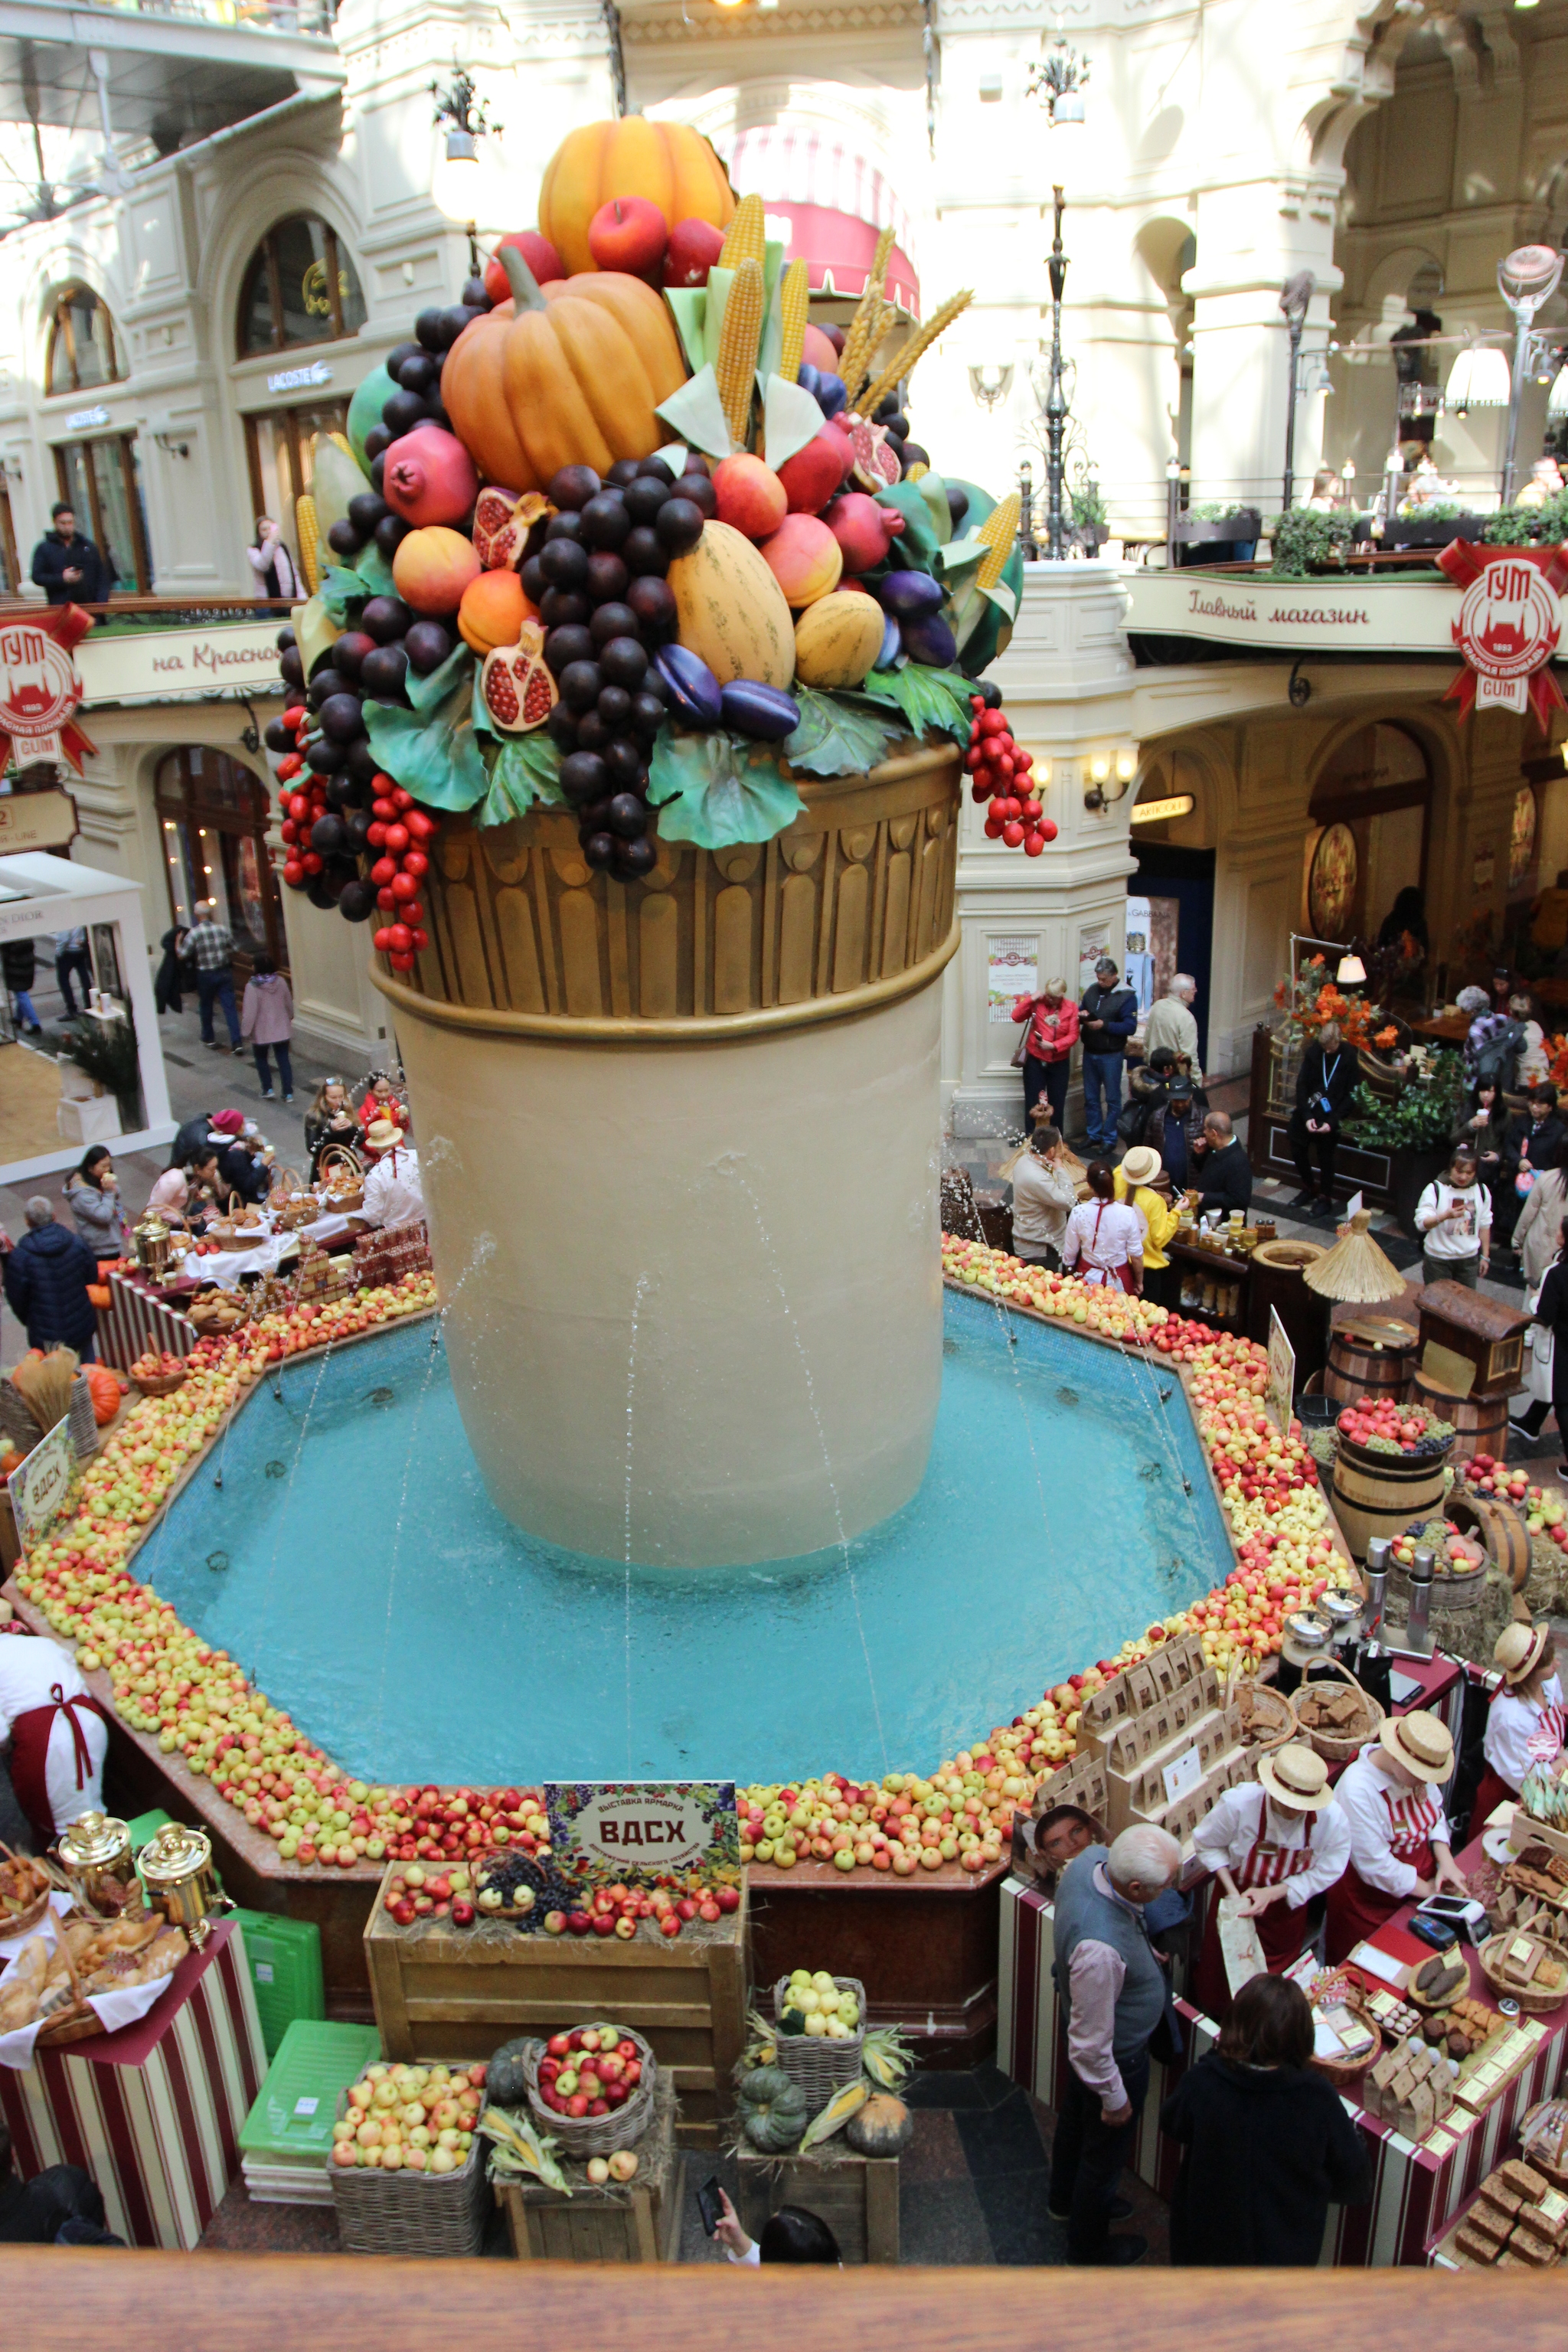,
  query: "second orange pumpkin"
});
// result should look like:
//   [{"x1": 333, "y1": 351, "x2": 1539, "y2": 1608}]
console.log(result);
[{"x1": 539, "y1": 117, "x2": 735, "y2": 277}]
